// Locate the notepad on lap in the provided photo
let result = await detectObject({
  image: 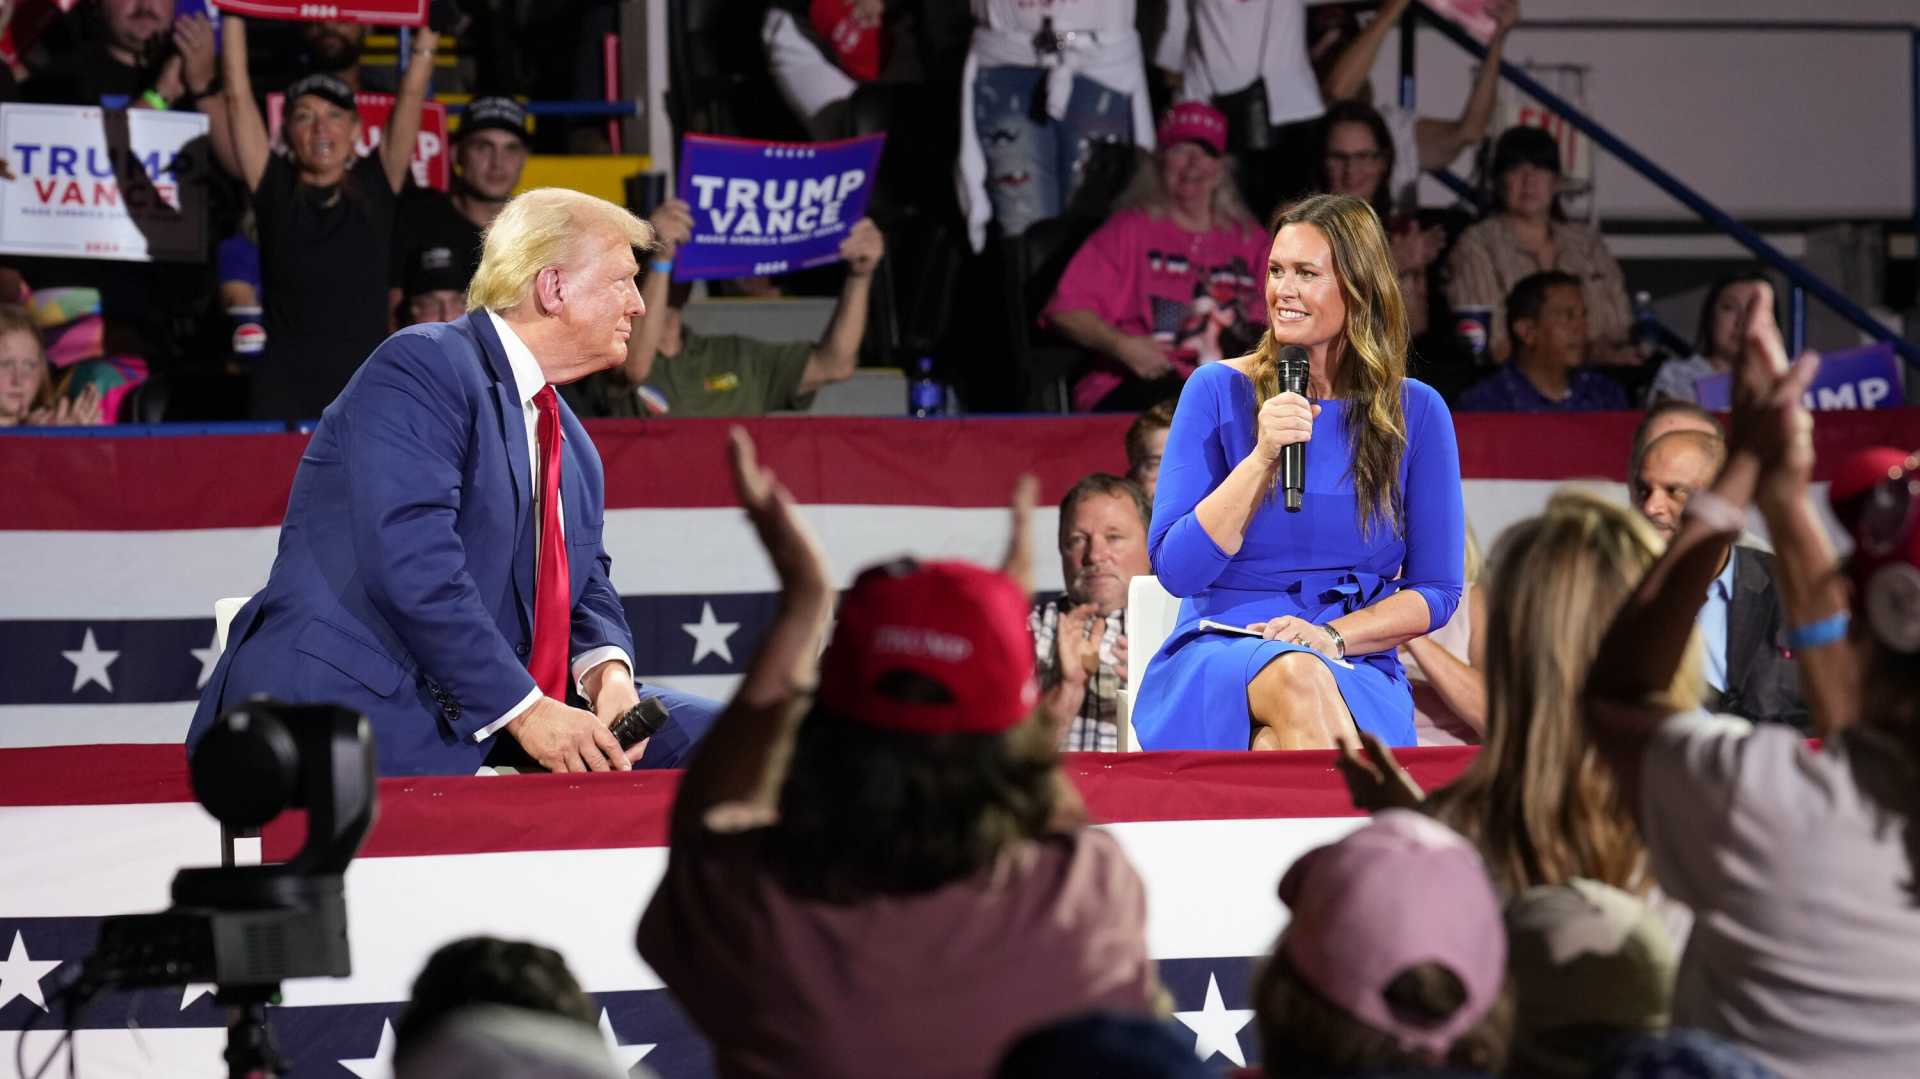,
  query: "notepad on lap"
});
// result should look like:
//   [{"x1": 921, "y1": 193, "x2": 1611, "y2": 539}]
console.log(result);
[{"x1": 1195, "y1": 619, "x2": 1355, "y2": 669}]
